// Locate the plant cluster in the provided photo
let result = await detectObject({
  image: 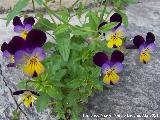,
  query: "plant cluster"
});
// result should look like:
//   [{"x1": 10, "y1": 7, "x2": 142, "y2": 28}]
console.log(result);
[{"x1": 1, "y1": 0, "x2": 157, "y2": 120}]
